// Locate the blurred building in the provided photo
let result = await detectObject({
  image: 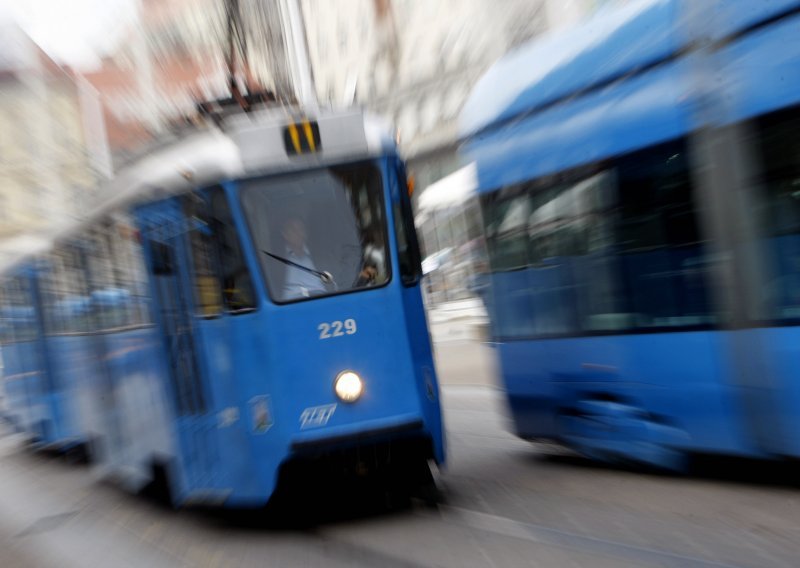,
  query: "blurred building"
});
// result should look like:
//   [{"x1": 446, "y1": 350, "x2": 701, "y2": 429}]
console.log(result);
[
  {"x1": 80, "y1": 0, "x2": 228, "y2": 168},
  {"x1": 0, "y1": 24, "x2": 109, "y2": 256},
  {"x1": 81, "y1": 0, "x2": 302, "y2": 169},
  {"x1": 300, "y1": 0, "x2": 608, "y2": 305},
  {"x1": 302, "y1": 0, "x2": 604, "y2": 192}
]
